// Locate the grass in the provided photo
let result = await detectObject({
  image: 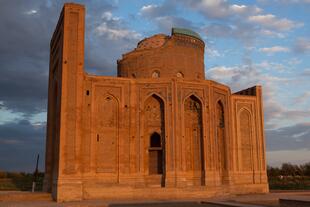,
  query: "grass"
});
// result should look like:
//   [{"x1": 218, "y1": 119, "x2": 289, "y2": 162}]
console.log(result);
[
  {"x1": 268, "y1": 176, "x2": 310, "y2": 190},
  {"x1": 0, "y1": 172, "x2": 44, "y2": 191},
  {"x1": 1, "y1": 171, "x2": 310, "y2": 191}
]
